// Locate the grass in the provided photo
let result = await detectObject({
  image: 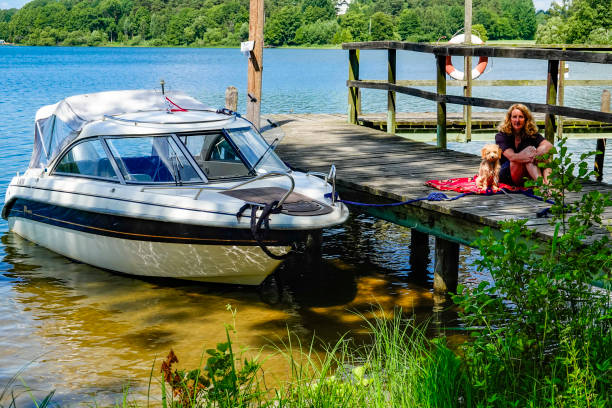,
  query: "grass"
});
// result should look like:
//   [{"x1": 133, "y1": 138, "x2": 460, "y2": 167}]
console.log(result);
[
  {"x1": 153, "y1": 307, "x2": 471, "y2": 408},
  {"x1": 2, "y1": 304, "x2": 608, "y2": 407}
]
